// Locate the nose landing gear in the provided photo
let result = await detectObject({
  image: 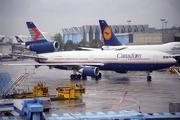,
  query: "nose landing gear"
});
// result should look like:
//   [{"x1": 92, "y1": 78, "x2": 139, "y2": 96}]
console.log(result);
[{"x1": 146, "y1": 71, "x2": 152, "y2": 81}]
